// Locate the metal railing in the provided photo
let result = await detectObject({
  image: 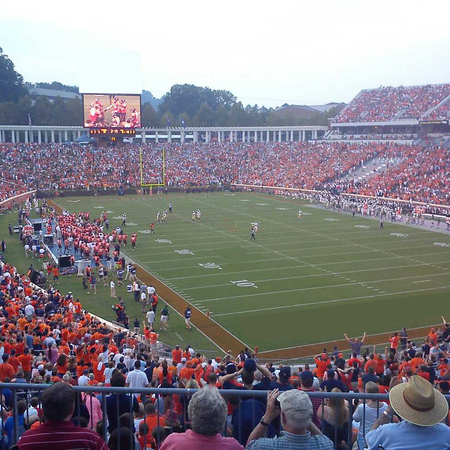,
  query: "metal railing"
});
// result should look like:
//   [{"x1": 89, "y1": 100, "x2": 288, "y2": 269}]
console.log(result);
[{"x1": 0, "y1": 382, "x2": 408, "y2": 450}]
